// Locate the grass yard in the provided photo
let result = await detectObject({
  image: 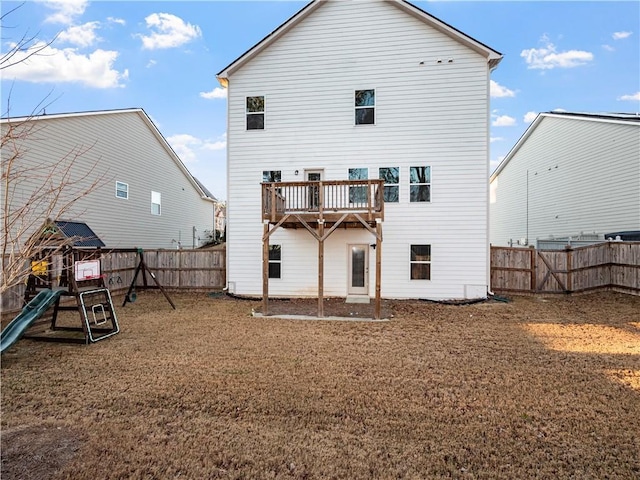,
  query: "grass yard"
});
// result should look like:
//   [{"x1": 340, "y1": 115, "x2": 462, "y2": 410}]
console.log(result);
[{"x1": 1, "y1": 291, "x2": 639, "y2": 479}]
